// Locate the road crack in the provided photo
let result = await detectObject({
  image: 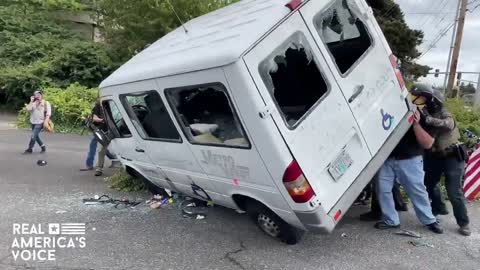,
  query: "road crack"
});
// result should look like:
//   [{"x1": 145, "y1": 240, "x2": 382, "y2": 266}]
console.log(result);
[{"x1": 224, "y1": 241, "x2": 247, "y2": 270}]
